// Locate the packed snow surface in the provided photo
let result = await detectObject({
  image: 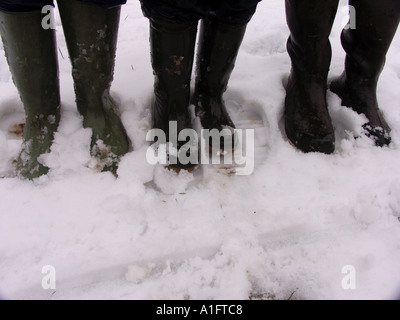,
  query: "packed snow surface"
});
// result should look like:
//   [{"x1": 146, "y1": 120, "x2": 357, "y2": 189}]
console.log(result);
[{"x1": 1, "y1": 0, "x2": 400, "y2": 300}]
